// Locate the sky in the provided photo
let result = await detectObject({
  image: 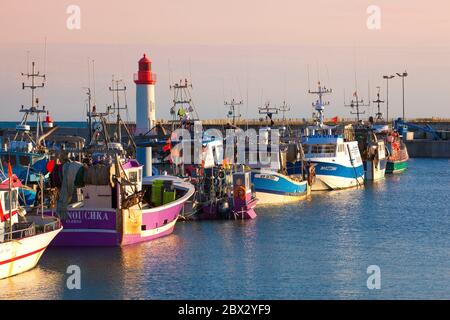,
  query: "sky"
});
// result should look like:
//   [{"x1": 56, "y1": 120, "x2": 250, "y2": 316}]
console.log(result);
[{"x1": 1, "y1": 0, "x2": 450, "y2": 122}]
